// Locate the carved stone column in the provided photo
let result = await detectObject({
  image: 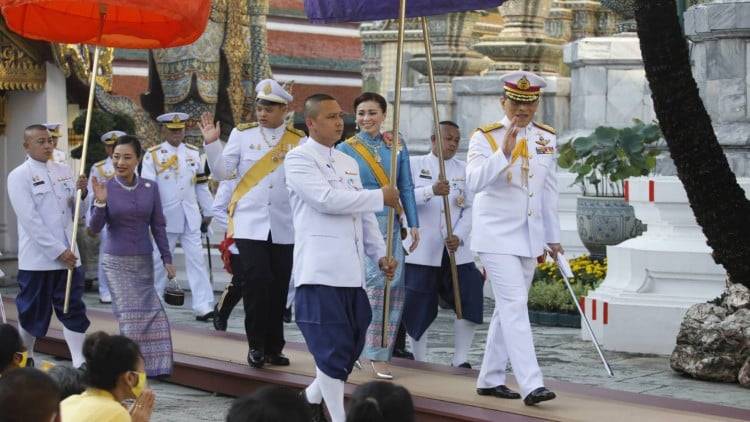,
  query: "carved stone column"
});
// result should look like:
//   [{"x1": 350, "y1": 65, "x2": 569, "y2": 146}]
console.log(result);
[
  {"x1": 407, "y1": 12, "x2": 492, "y2": 84},
  {"x1": 473, "y1": 0, "x2": 564, "y2": 75}
]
